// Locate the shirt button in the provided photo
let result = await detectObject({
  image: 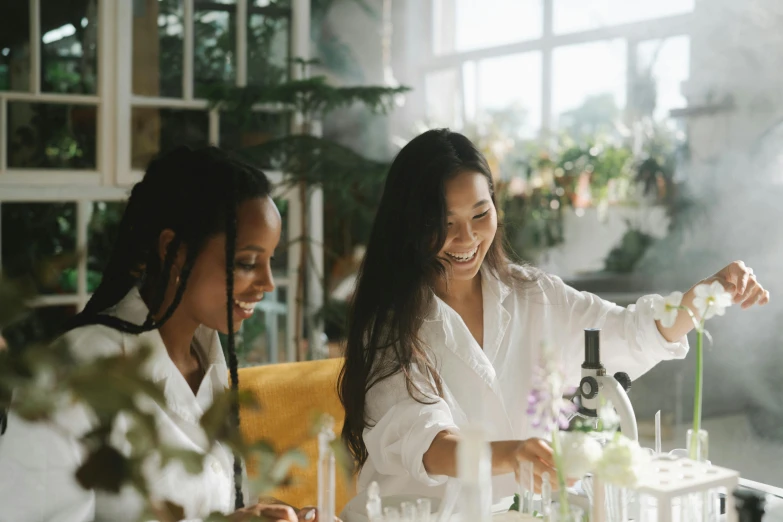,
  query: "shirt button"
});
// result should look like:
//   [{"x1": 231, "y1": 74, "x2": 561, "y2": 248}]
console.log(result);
[{"x1": 211, "y1": 461, "x2": 221, "y2": 473}]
